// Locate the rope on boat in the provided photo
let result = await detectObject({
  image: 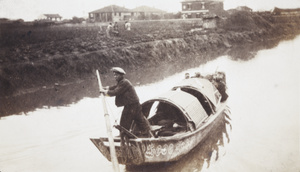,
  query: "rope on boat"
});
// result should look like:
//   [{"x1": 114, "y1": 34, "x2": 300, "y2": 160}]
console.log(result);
[
  {"x1": 224, "y1": 106, "x2": 232, "y2": 131},
  {"x1": 116, "y1": 125, "x2": 145, "y2": 164},
  {"x1": 120, "y1": 132, "x2": 131, "y2": 163}
]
